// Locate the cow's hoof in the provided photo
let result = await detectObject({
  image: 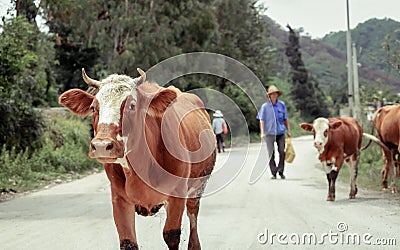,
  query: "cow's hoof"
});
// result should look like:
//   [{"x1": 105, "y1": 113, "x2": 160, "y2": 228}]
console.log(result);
[
  {"x1": 120, "y1": 239, "x2": 138, "y2": 250},
  {"x1": 382, "y1": 187, "x2": 388, "y2": 192},
  {"x1": 349, "y1": 188, "x2": 357, "y2": 199},
  {"x1": 326, "y1": 195, "x2": 335, "y2": 201},
  {"x1": 391, "y1": 187, "x2": 397, "y2": 194}
]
